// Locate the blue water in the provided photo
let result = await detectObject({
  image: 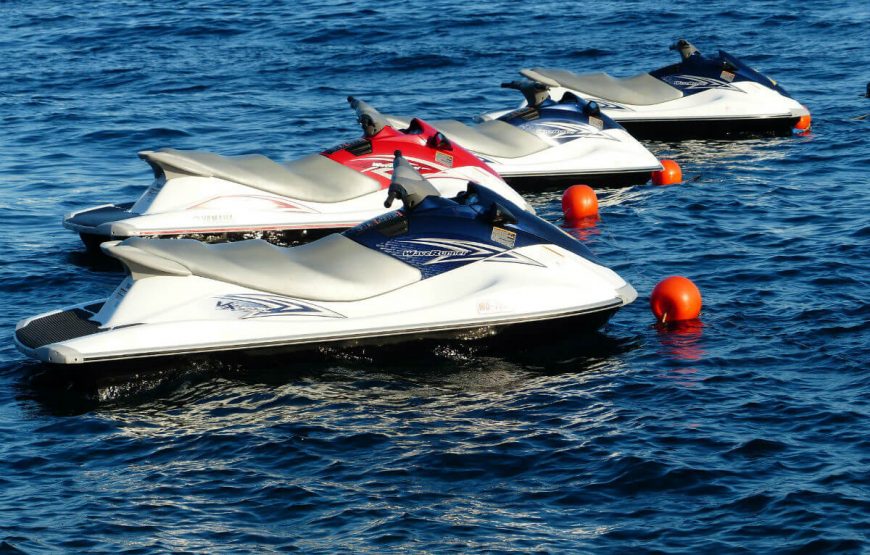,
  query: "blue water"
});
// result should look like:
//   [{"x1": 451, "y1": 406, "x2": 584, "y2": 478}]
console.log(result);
[{"x1": 1, "y1": 1, "x2": 868, "y2": 552}]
